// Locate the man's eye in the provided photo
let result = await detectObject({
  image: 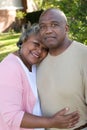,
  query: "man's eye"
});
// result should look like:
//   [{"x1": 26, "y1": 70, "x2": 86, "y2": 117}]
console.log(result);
[
  {"x1": 51, "y1": 23, "x2": 59, "y2": 27},
  {"x1": 40, "y1": 25, "x2": 46, "y2": 30}
]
